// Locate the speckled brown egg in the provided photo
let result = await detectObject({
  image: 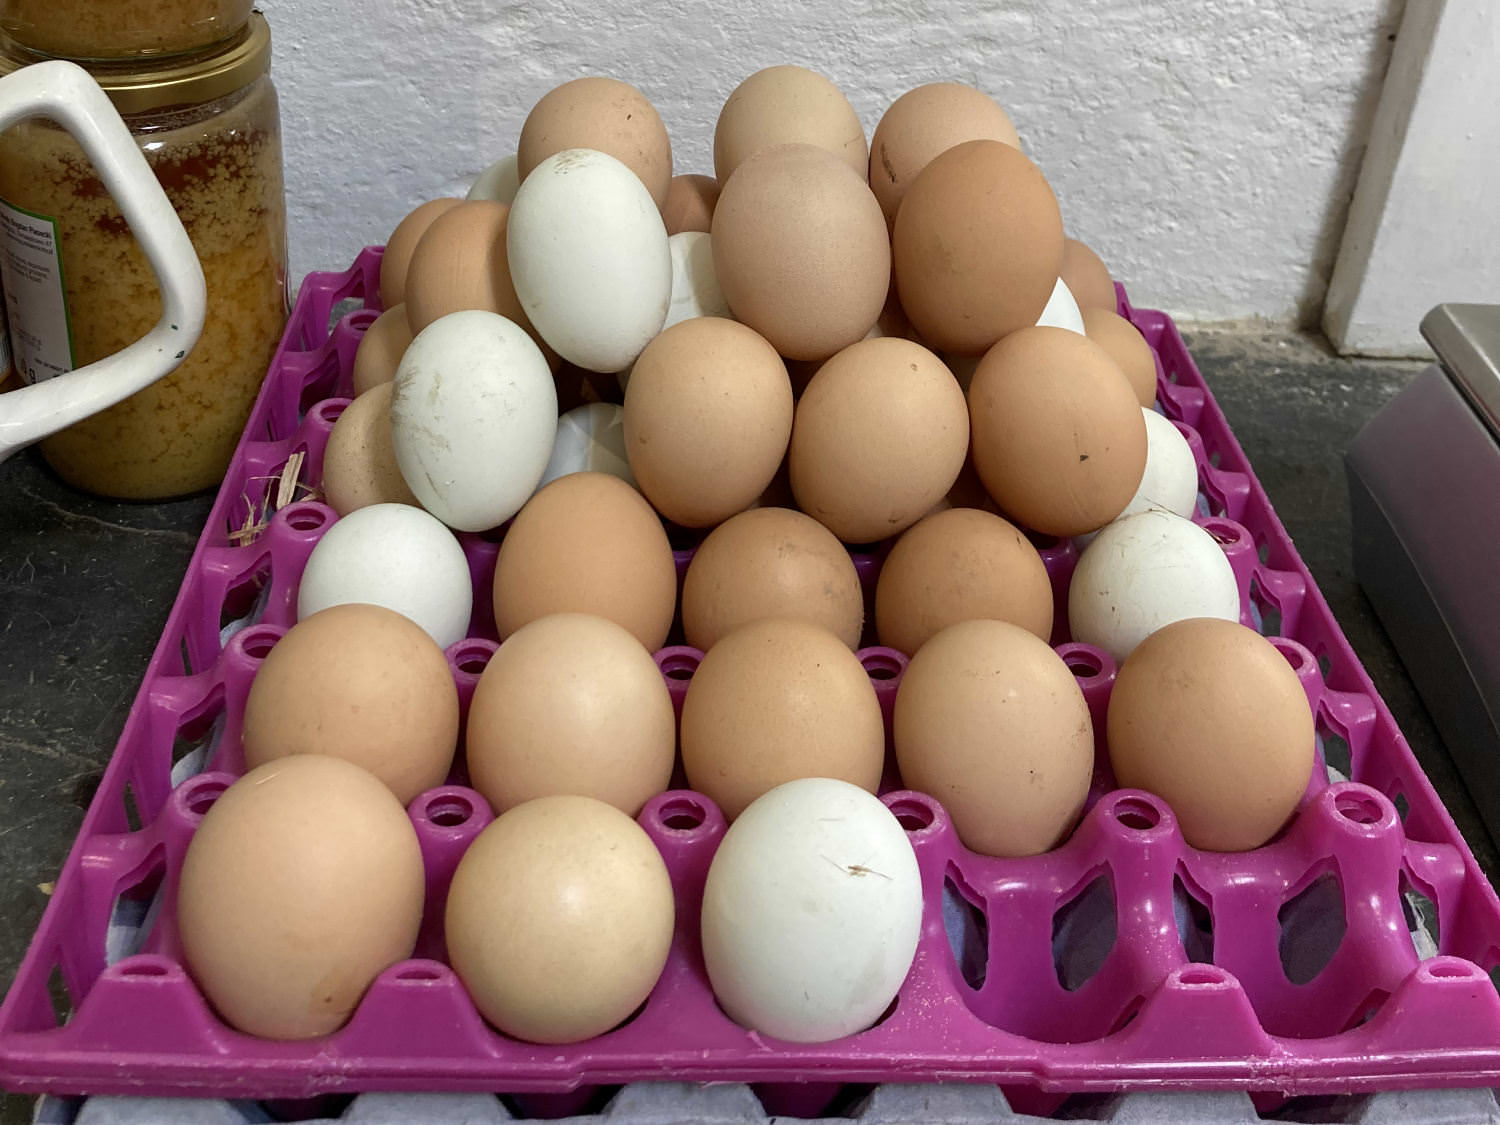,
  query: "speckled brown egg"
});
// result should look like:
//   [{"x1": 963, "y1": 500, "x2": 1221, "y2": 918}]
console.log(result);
[
  {"x1": 351, "y1": 305, "x2": 413, "y2": 396},
  {"x1": 875, "y1": 507, "x2": 1053, "y2": 655},
  {"x1": 402, "y1": 201, "x2": 553, "y2": 367},
  {"x1": 321, "y1": 383, "x2": 419, "y2": 516},
  {"x1": 1108, "y1": 617, "x2": 1316, "y2": 851},
  {"x1": 712, "y1": 144, "x2": 889, "y2": 362},
  {"x1": 682, "y1": 507, "x2": 863, "y2": 650},
  {"x1": 893, "y1": 619, "x2": 1093, "y2": 857},
  {"x1": 241, "y1": 604, "x2": 459, "y2": 804},
  {"x1": 789, "y1": 336, "x2": 968, "y2": 543},
  {"x1": 1060, "y1": 237, "x2": 1117, "y2": 313},
  {"x1": 624, "y1": 318, "x2": 792, "y2": 527},
  {"x1": 466, "y1": 613, "x2": 675, "y2": 816},
  {"x1": 518, "y1": 77, "x2": 673, "y2": 210},
  {"x1": 892, "y1": 140, "x2": 1063, "y2": 355},
  {"x1": 713, "y1": 65, "x2": 866, "y2": 183},
  {"x1": 492, "y1": 471, "x2": 676, "y2": 651},
  {"x1": 380, "y1": 197, "x2": 461, "y2": 308},
  {"x1": 968, "y1": 326, "x2": 1147, "y2": 537},
  {"x1": 177, "y1": 755, "x2": 424, "y2": 1040},
  {"x1": 1083, "y1": 307, "x2": 1157, "y2": 407},
  {"x1": 868, "y1": 82, "x2": 1020, "y2": 225},
  {"x1": 681, "y1": 618, "x2": 884, "y2": 820},
  {"x1": 663, "y1": 173, "x2": 719, "y2": 234}
]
